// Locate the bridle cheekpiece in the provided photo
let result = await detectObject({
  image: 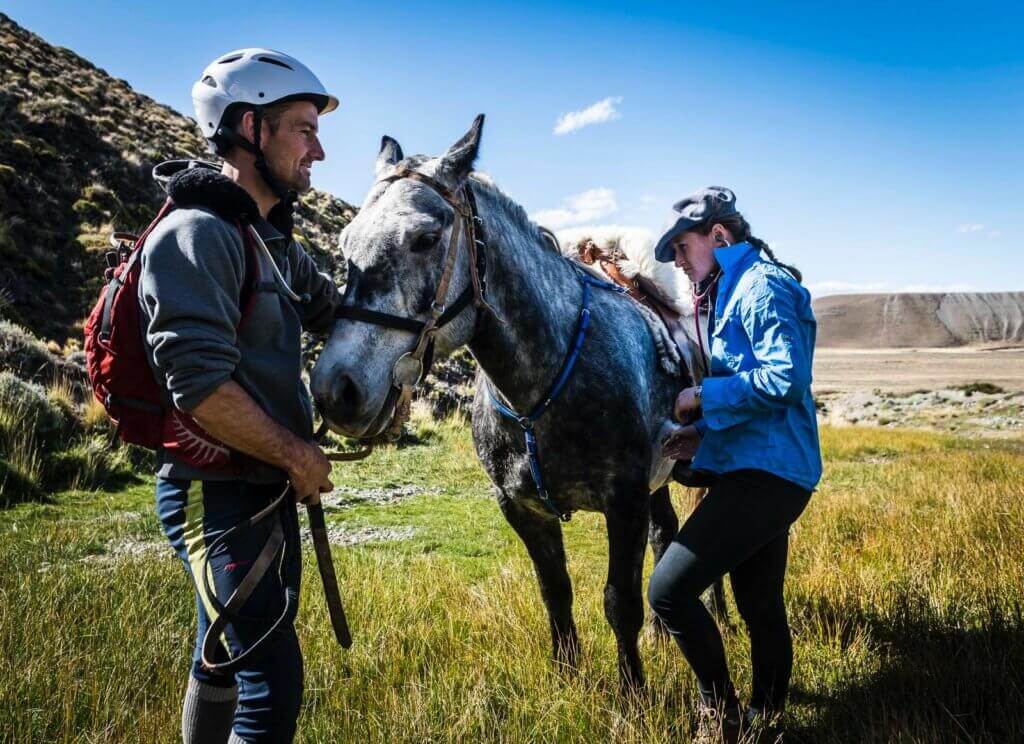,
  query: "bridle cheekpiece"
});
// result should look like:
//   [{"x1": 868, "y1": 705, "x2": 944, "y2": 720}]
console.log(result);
[{"x1": 332, "y1": 167, "x2": 489, "y2": 441}]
